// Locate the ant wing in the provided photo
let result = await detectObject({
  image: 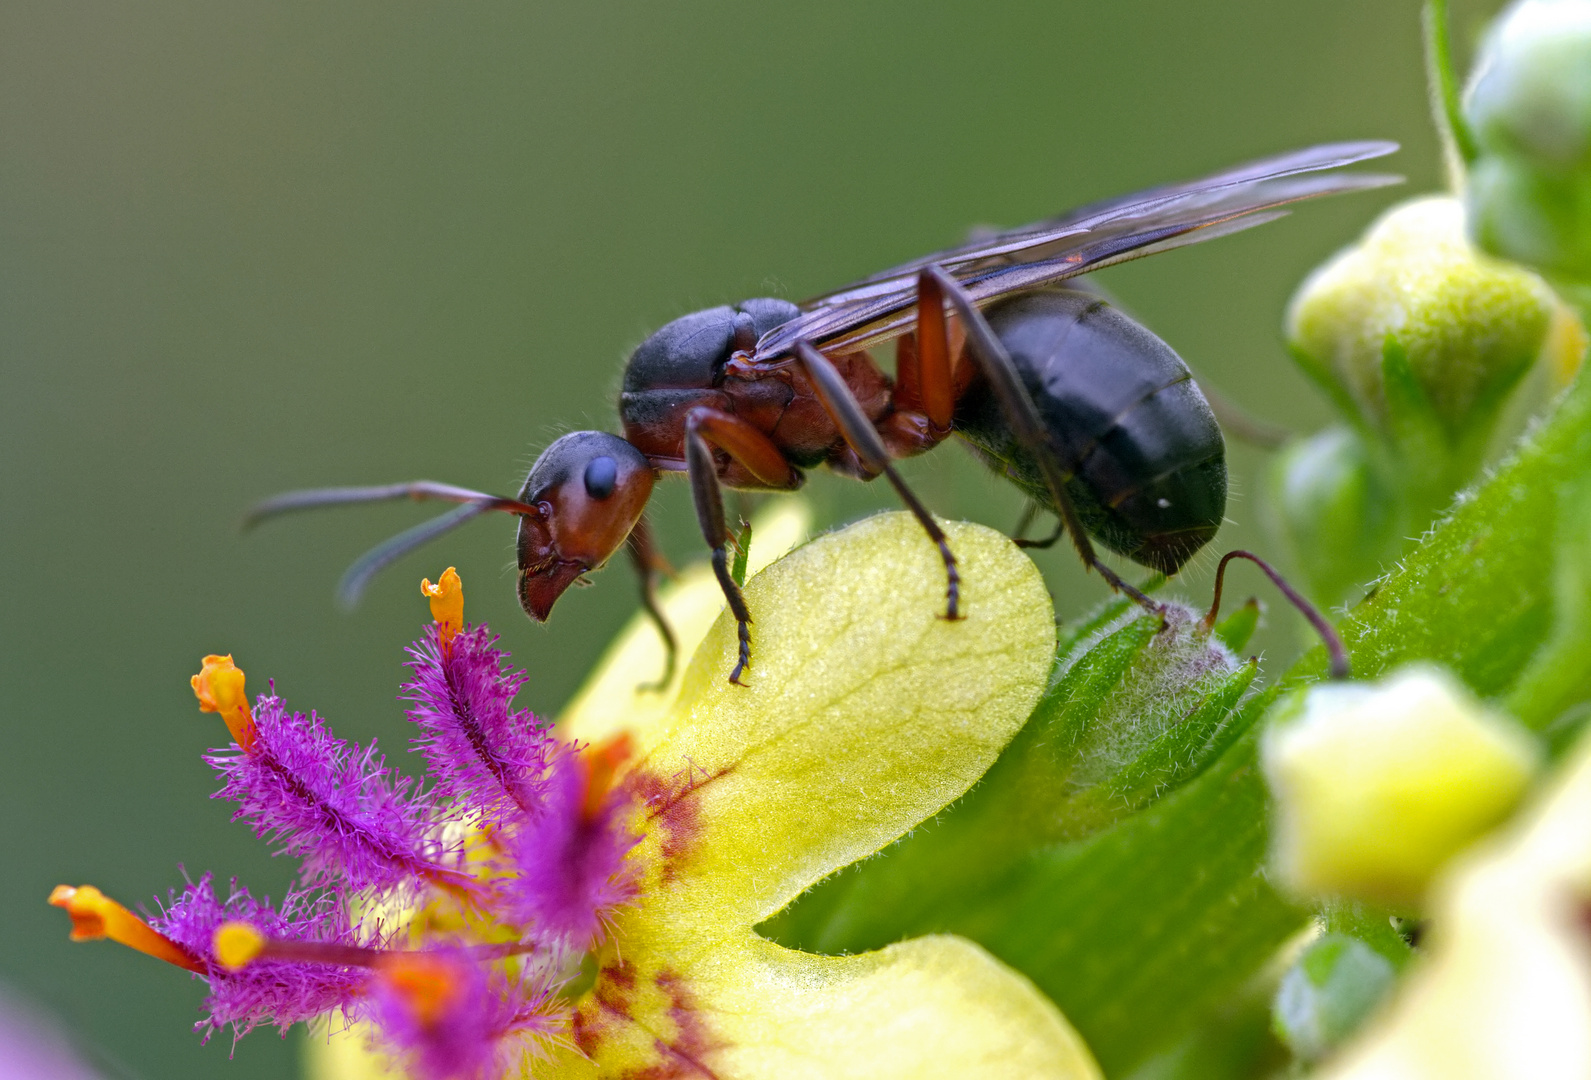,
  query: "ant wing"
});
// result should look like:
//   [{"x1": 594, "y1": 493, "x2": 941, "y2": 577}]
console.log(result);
[
  {"x1": 801, "y1": 141, "x2": 1400, "y2": 302},
  {"x1": 751, "y1": 141, "x2": 1400, "y2": 363}
]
